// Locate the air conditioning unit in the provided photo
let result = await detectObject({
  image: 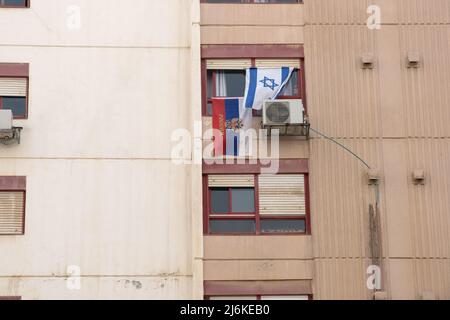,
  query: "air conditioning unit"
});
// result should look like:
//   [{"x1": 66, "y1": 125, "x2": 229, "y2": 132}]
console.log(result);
[
  {"x1": 0, "y1": 110, "x2": 13, "y2": 130},
  {"x1": 263, "y1": 99, "x2": 304, "y2": 126},
  {"x1": 0, "y1": 110, "x2": 23, "y2": 145}
]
